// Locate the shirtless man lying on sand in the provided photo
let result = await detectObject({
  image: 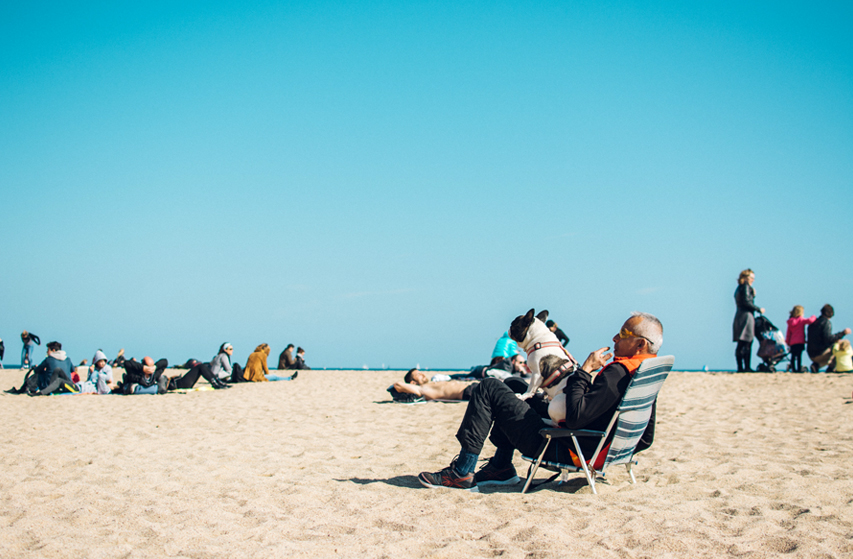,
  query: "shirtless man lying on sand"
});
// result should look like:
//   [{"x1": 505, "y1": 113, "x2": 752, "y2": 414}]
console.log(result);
[{"x1": 393, "y1": 369, "x2": 477, "y2": 401}]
